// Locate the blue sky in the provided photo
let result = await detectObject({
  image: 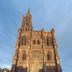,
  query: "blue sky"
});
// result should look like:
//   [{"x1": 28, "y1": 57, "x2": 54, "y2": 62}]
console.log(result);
[{"x1": 0, "y1": 0, "x2": 72, "y2": 72}]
